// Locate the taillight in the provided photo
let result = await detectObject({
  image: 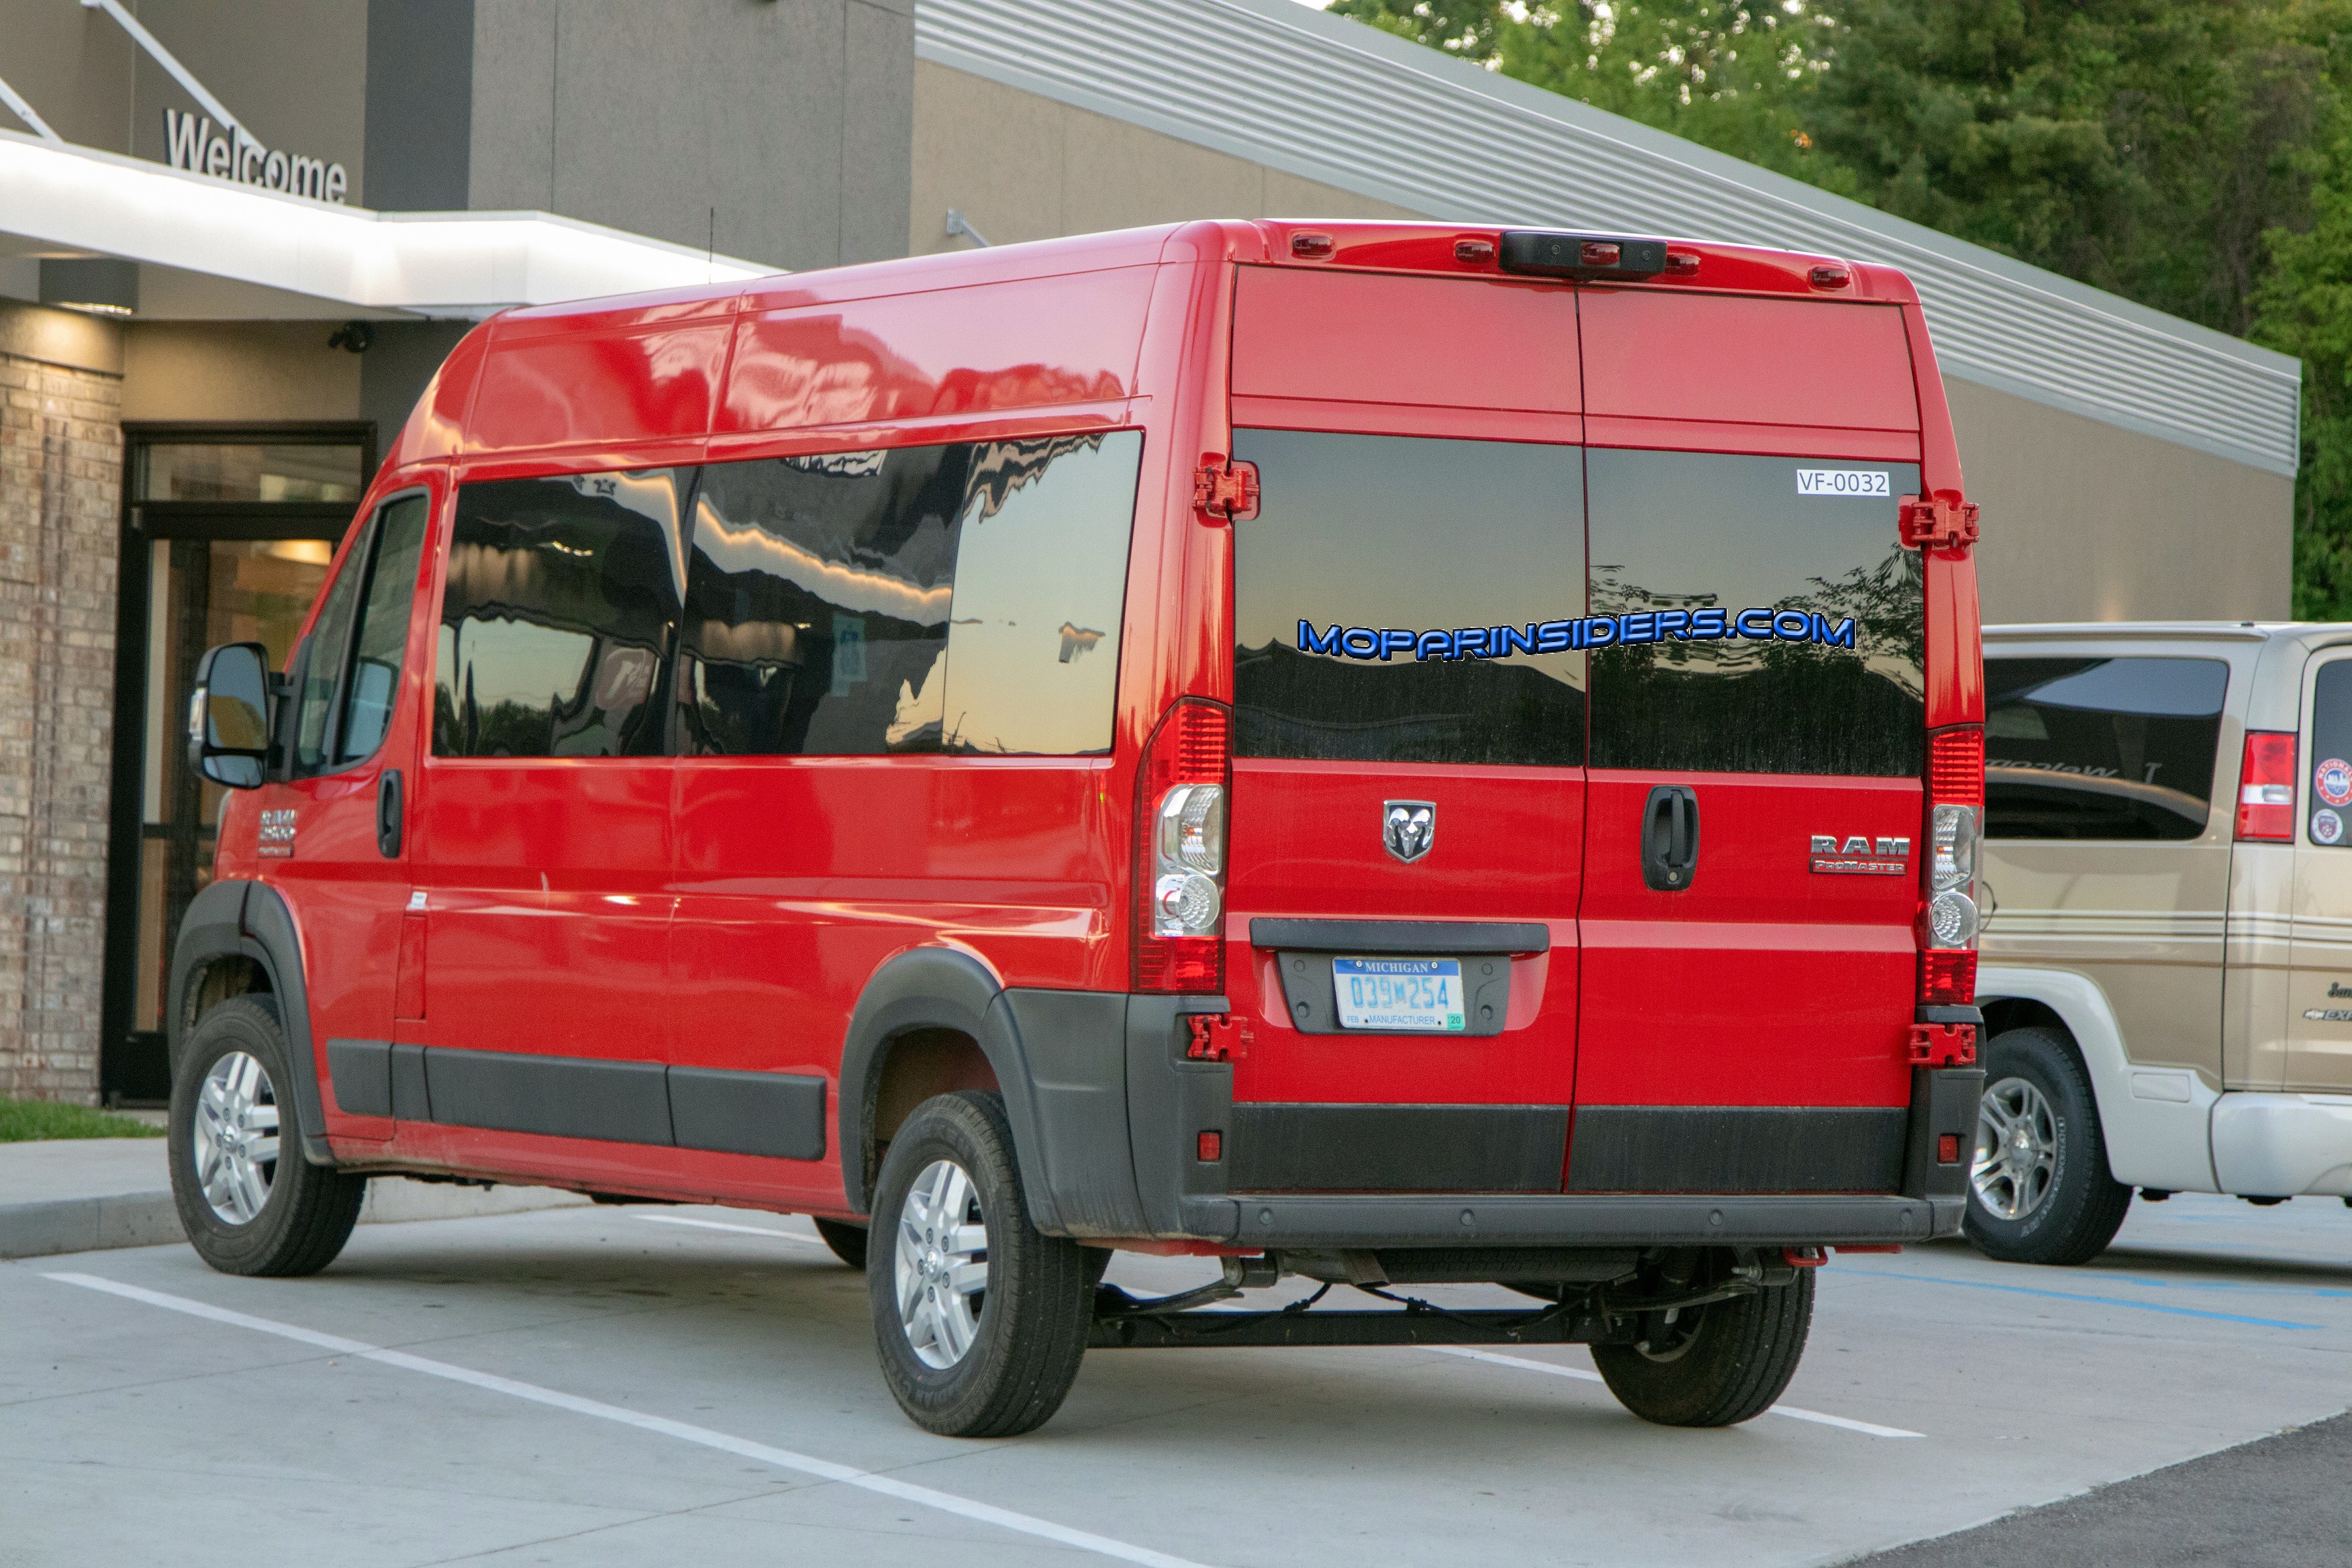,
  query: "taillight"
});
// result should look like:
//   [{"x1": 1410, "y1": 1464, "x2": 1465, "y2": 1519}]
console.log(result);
[
  {"x1": 2236, "y1": 730, "x2": 2296, "y2": 842},
  {"x1": 1920, "y1": 727, "x2": 1982, "y2": 1006},
  {"x1": 1134, "y1": 698, "x2": 1231, "y2": 993}
]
